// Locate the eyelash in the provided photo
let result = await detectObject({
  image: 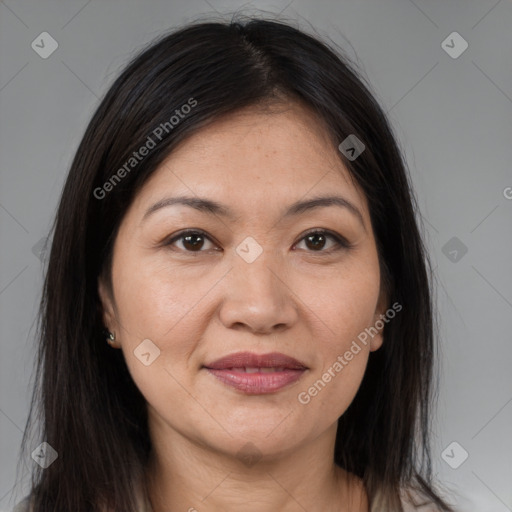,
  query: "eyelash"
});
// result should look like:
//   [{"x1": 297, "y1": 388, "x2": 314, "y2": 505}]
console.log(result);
[{"x1": 163, "y1": 229, "x2": 352, "y2": 256}]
